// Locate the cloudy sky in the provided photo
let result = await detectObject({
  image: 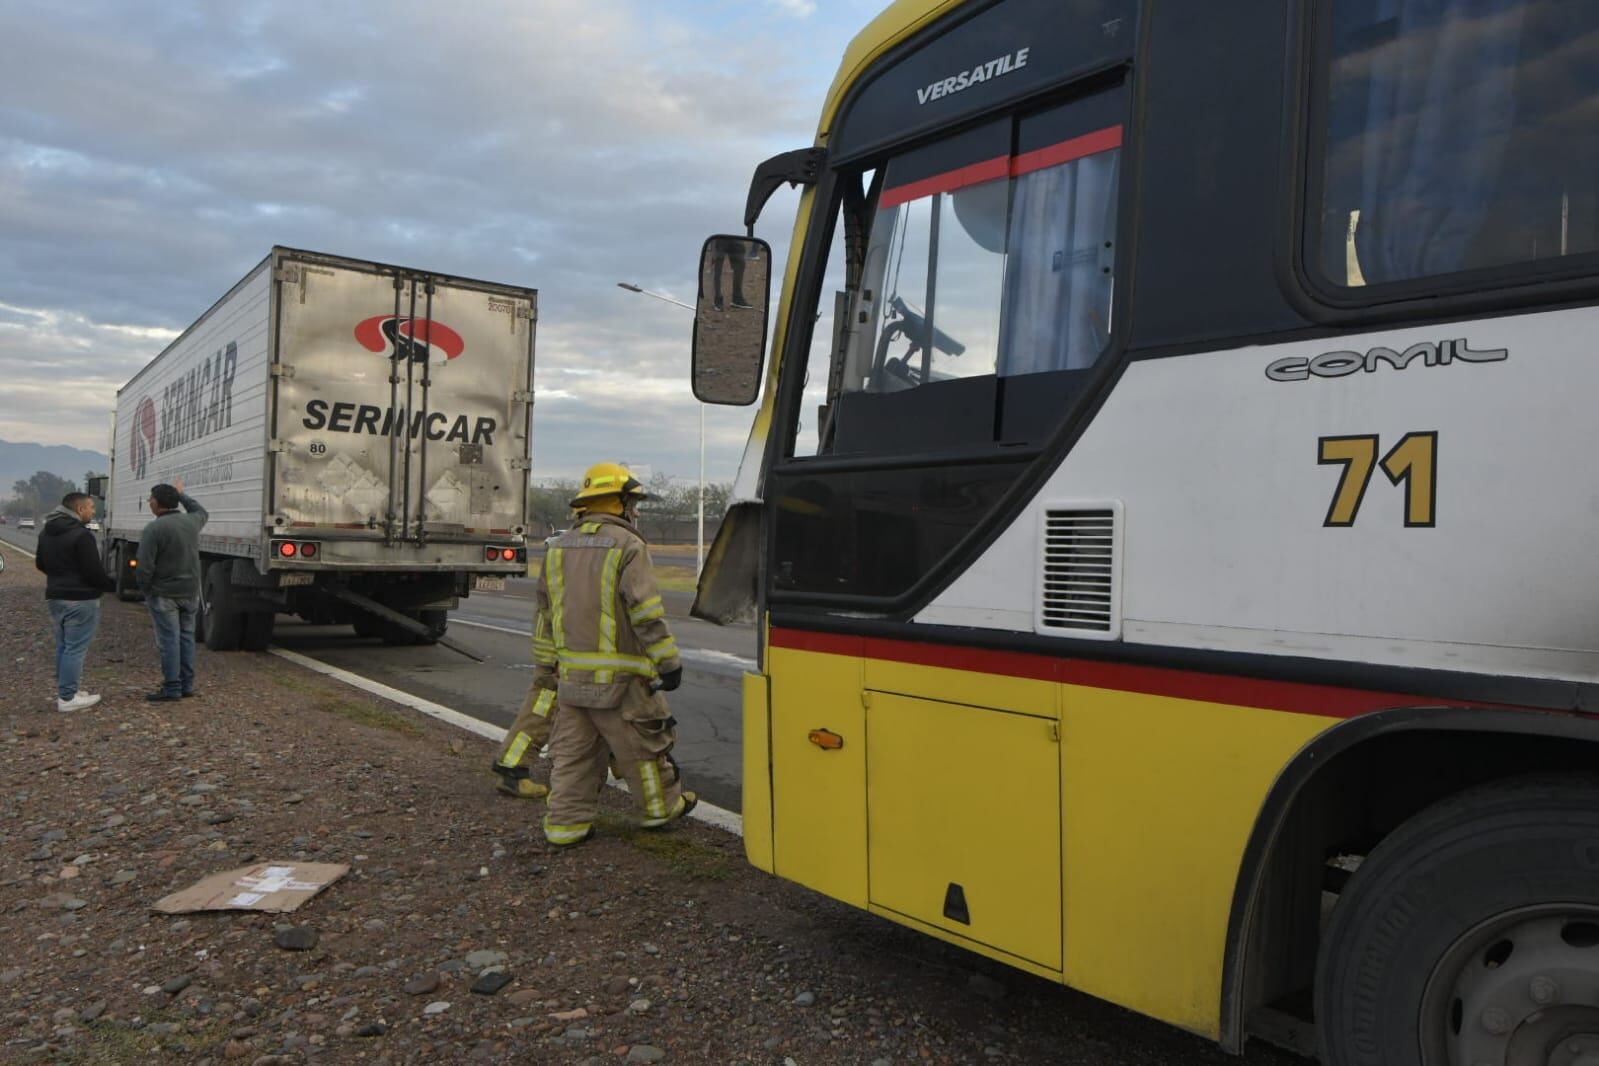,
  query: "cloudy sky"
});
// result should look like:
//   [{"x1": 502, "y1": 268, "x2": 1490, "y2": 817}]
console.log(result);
[{"x1": 0, "y1": 0, "x2": 881, "y2": 482}]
